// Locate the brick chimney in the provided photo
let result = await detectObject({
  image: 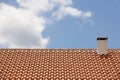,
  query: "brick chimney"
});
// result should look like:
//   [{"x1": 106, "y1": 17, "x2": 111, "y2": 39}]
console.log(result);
[{"x1": 97, "y1": 37, "x2": 108, "y2": 55}]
